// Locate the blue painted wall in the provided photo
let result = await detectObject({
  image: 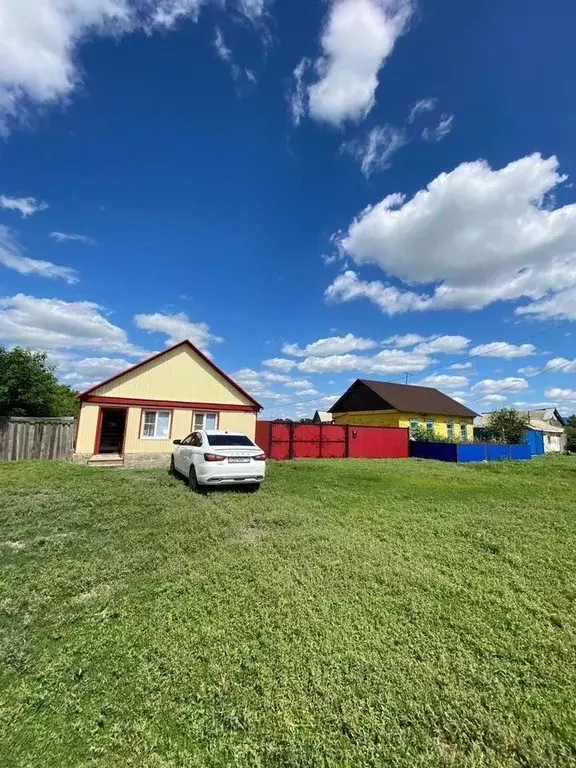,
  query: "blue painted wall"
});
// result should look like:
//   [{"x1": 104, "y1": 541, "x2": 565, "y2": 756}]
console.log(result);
[
  {"x1": 410, "y1": 442, "x2": 531, "y2": 463},
  {"x1": 526, "y1": 429, "x2": 545, "y2": 456}
]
